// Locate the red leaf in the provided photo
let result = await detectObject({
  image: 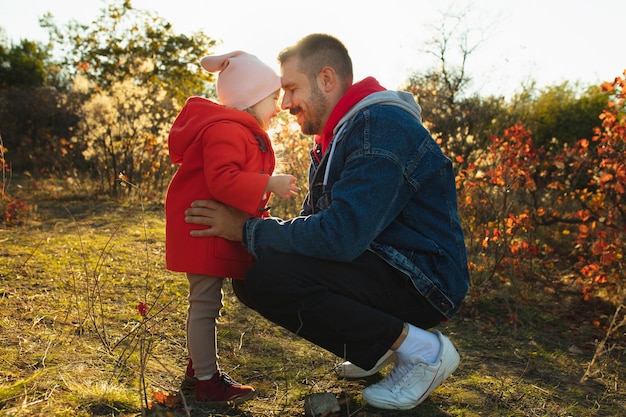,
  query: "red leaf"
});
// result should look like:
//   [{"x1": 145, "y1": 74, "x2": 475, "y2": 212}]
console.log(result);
[{"x1": 137, "y1": 302, "x2": 148, "y2": 317}]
